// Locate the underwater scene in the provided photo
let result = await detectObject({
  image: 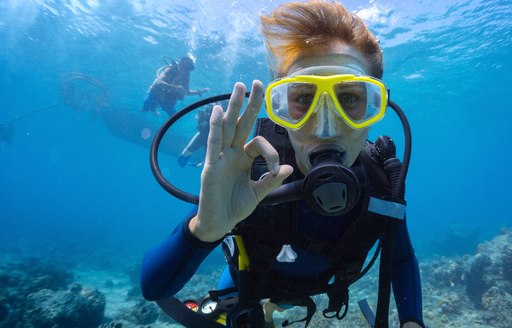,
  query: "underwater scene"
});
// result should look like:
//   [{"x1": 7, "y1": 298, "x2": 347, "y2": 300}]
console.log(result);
[{"x1": 1, "y1": 0, "x2": 511, "y2": 327}]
